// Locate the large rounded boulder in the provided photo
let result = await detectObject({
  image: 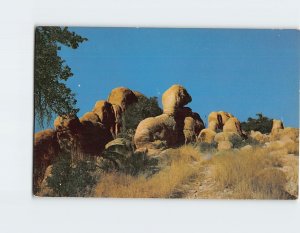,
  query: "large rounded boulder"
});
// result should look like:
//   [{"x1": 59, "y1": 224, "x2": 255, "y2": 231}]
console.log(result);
[
  {"x1": 108, "y1": 87, "x2": 138, "y2": 111},
  {"x1": 134, "y1": 114, "x2": 178, "y2": 151},
  {"x1": 198, "y1": 128, "x2": 217, "y2": 143},
  {"x1": 223, "y1": 117, "x2": 243, "y2": 135},
  {"x1": 79, "y1": 113, "x2": 113, "y2": 155},
  {"x1": 54, "y1": 115, "x2": 81, "y2": 133},
  {"x1": 162, "y1": 84, "x2": 192, "y2": 115}
]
